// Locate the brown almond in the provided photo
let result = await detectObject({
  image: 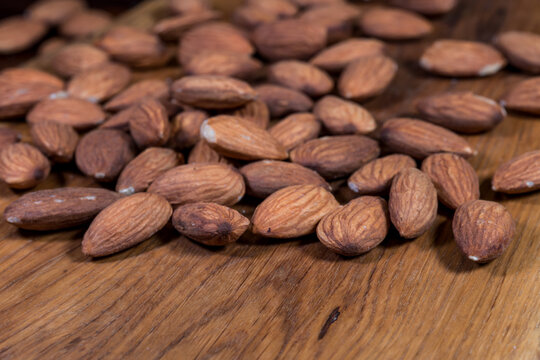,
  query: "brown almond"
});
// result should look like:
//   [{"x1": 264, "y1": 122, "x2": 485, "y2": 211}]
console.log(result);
[
  {"x1": 501, "y1": 77, "x2": 540, "y2": 115},
  {"x1": 0, "y1": 128, "x2": 21, "y2": 149},
  {"x1": 268, "y1": 60, "x2": 333, "y2": 97},
  {"x1": 148, "y1": 163, "x2": 245, "y2": 206},
  {"x1": 252, "y1": 184, "x2": 339, "y2": 238},
  {"x1": 268, "y1": 113, "x2": 321, "y2": 151},
  {"x1": 290, "y1": 135, "x2": 380, "y2": 179},
  {"x1": 200, "y1": 115, "x2": 288, "y2": 160},
  {"x1": 172, "y1": 202, "x2": 250, "y2": 246},
  {"x1": 153, "y1": 11, "x2": 220, "y2": 41},
  {"x1": 359, "y1": 7, "x2": 432, "y2": 40},
  {"x1": 129, "y1": 99, "x2": 171, "y2": 149},
  {"x1": 232, "y1": 5, "x2": 280, "y2": 29},
  {"x1": 453, "y1": 200, "x2": 515, "y2": 263},
  {"x1": 99, "y1": 106, "x2": 133, "y2": 131},
  {"x1": 339, "y1": 56, "x2": 397, "y2": 101},
  {"x1": 0, "y1": 143, "x2": 50, "y2": 189},
  {"x1": 27, "y1": 0, "x2": 85, "y2": 25},
  {"x1": 0, "y1": 16, "x2": 47, "y2": 54},
  {"x1": 494, "y1": 31, "x2": 540, "y2": 74},
  {"x1": 291, "y1": 0, "x2": 344, "y2": 6},
  {"x1": 380, "y1": 118, "x2": 476, "y2": 159},
  {"x1": 185, "y1": 51, "x2": 263, "y2": 80},
  {"x1": 348, "y1": 154, "x2": 416, "y2": 194},
  {"x1": 82, "y1": 193, "x2": 172, "y2": 257},
  {"x1": 104, "y1": 80, "x2": 170, "y2": 112},
  {"x1": 170, "y1": 110, "x2": 208, "y2": 149},
  {"x1": 255, "y1": 84, "x2": 314, "y2": 118},
  {"x1": 230, "y1": 99, "x2": 270, "y2": 129},
  {"x1": 59, "y1": 9, "x2": 112, "y2": 39},
  {"x1": 389, "y1": 0, "x2": 457, "y2": 15},
  {"x1": 310, "y1": 38, "x2": 386, "y2": 73},
  {"x1": 246, "y1": 0, "x2": 298, "y2": 17},
  {"x1": 4, "y1": 187, "x2": 121, "y2": 231},
  {"x1": 300, "y1": 3, "x2": 361, "y2": 43},
  {"x1": 314, "y1": 95, "x2": 376, "y2": 135},
  {"x1": 389, "y1": 168, "x2": 438, "y2": 239},
  {"x1": 30, "y1": 121, "x2": 79, "y2": 163},
  {"x1": 51, "y1": 44, "x2": 110, "y2": 78},
  {"x1": 492, "y1": 150, "x2": 540, "y2": 194},
  {"x1": 317, "y1": 196, "x2": 389, "y2": 256},
  {"x1": 67, "y1": 63, "x2": 131, "y2": 103},
  {"x1": 27, "y1": 97, "x2": 106, "y2": 130},
  {"x1": 38, "y1": 37, "x2": 67, "y2": 56},
  {"x1": 188, "y1": 140, "x2": 228, "y2": 164},
  {"x1": 170, "y1": 0, "x2": 211, "y2": 15}
]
